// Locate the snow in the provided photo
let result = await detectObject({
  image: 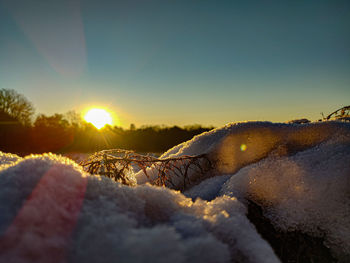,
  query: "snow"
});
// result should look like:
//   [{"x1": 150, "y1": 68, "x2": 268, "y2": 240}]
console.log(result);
[
  {"x1": 137, "y1": 121, "x2": 350, "y2": 261},
  {"x1": 221, "y1": 137, "x2": 350, "y2": 261},
  {"x1": 1, "y1": 120, "x2": 350, "y2": 262},
  {"x1": 0, "y1": 152, "x2": 278, "y2": 263},
  {"x1": 136, "y1": 121, "x2": 349, "y2": 189},
  {"x1": 184, "y1": 175, "x2": 231, "y2": 201},
  {"x1": 0, "y1": 152, "x2": 21, "y2": 167}
]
